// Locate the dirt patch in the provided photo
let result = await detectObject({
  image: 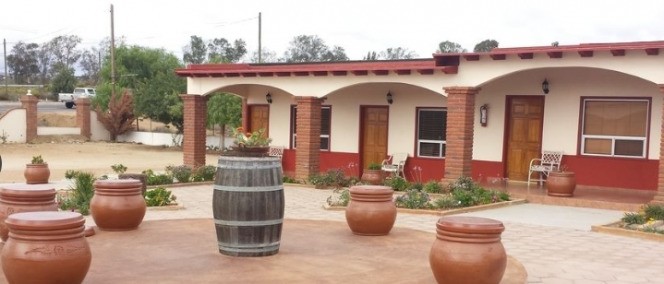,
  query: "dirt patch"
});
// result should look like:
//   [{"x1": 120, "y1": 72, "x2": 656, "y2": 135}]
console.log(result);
[
  {"x1": 0, "y1": 142, "x2": 219, "y2": 184},
  {"x1": 38, "y1": 112, "x2": 77, "y2": 127}
]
